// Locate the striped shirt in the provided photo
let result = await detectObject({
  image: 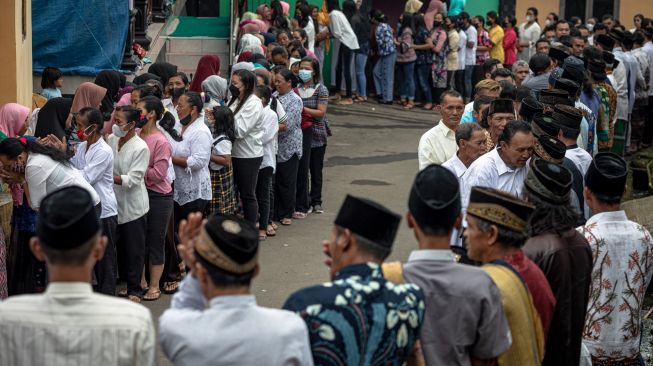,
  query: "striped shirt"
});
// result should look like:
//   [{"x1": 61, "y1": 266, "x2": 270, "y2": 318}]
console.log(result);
[{"x1": 0, "y1": 282, "x2": 156, "y2": 366}]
